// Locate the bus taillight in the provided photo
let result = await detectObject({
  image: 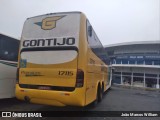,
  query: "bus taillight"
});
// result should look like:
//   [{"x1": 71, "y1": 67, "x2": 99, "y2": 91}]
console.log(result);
[
  {"x1": 76, "y1": 69, "x2": 84, "y2": 87},
  {"x1": 16, "y1": 68, "x2": 19, "y2": 83}
]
